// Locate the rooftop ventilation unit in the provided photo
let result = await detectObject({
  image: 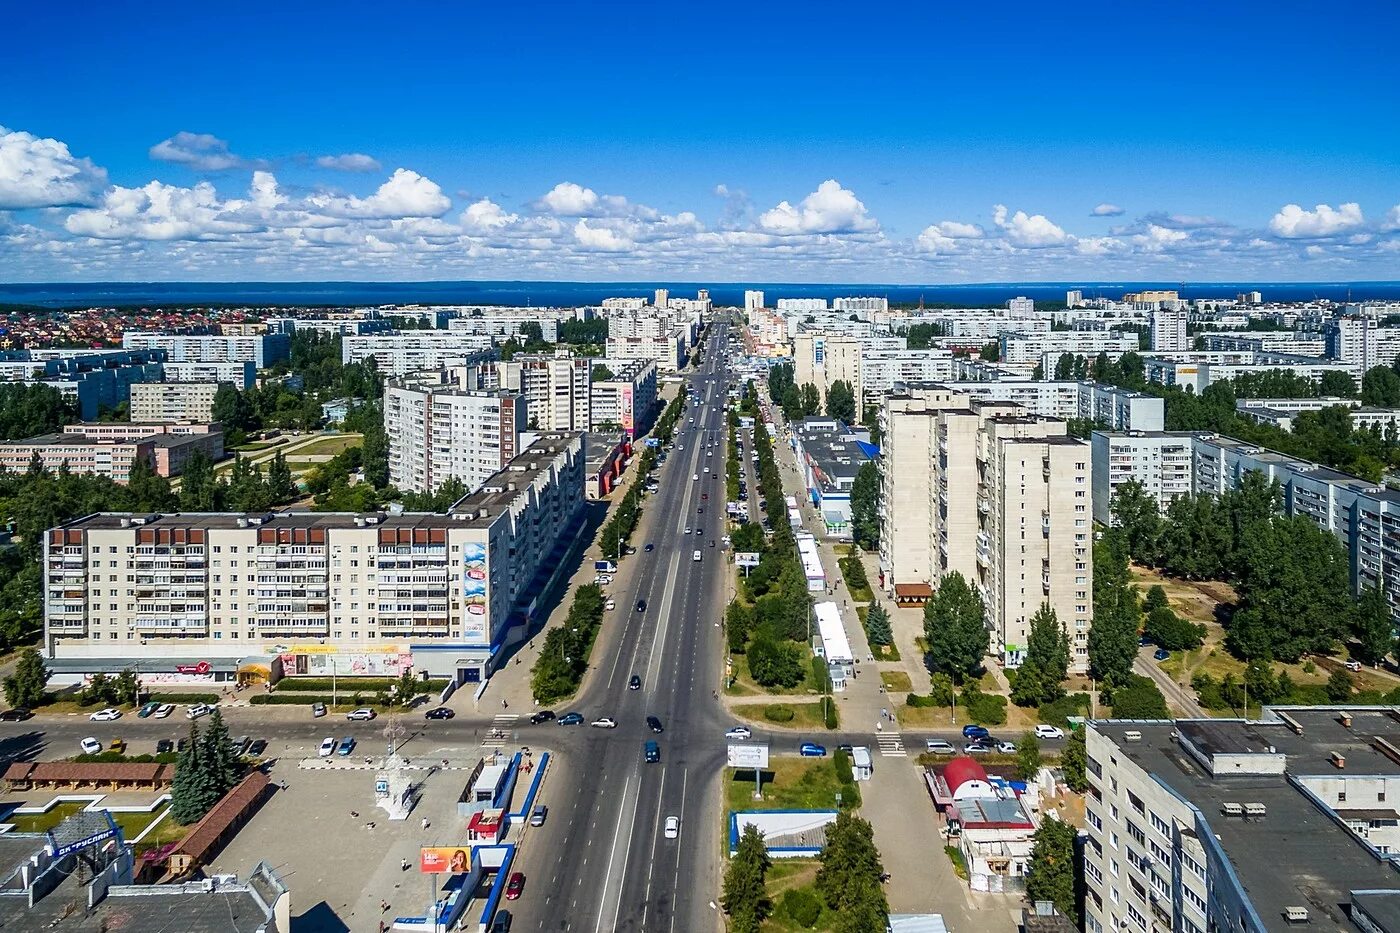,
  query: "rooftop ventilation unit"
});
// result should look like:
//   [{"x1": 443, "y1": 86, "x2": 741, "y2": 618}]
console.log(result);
[
  {"x1": 1244, "y1": 802, "x2": 1267, "y2": 818},
  {"x1": 1284, "y1": 907, "x2": 1308, "y2": 923},
  {"x1": 1221, "y1": 802, "x2": 1244, "y2": 817},
  {"x1": 1124, "y1": 730, "x2": 1142, "y2": 742}
]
